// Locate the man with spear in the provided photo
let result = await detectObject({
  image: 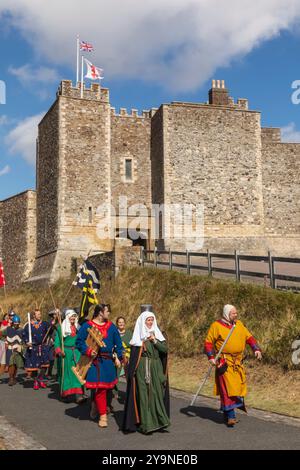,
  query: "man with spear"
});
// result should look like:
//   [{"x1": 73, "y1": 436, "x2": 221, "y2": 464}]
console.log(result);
[
  {"x1": 202, "y1": 304, "x2": 262, "y2": 427},
  {"x1": 22, "y1": 309, "x2": 50, "y2": 390}
]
